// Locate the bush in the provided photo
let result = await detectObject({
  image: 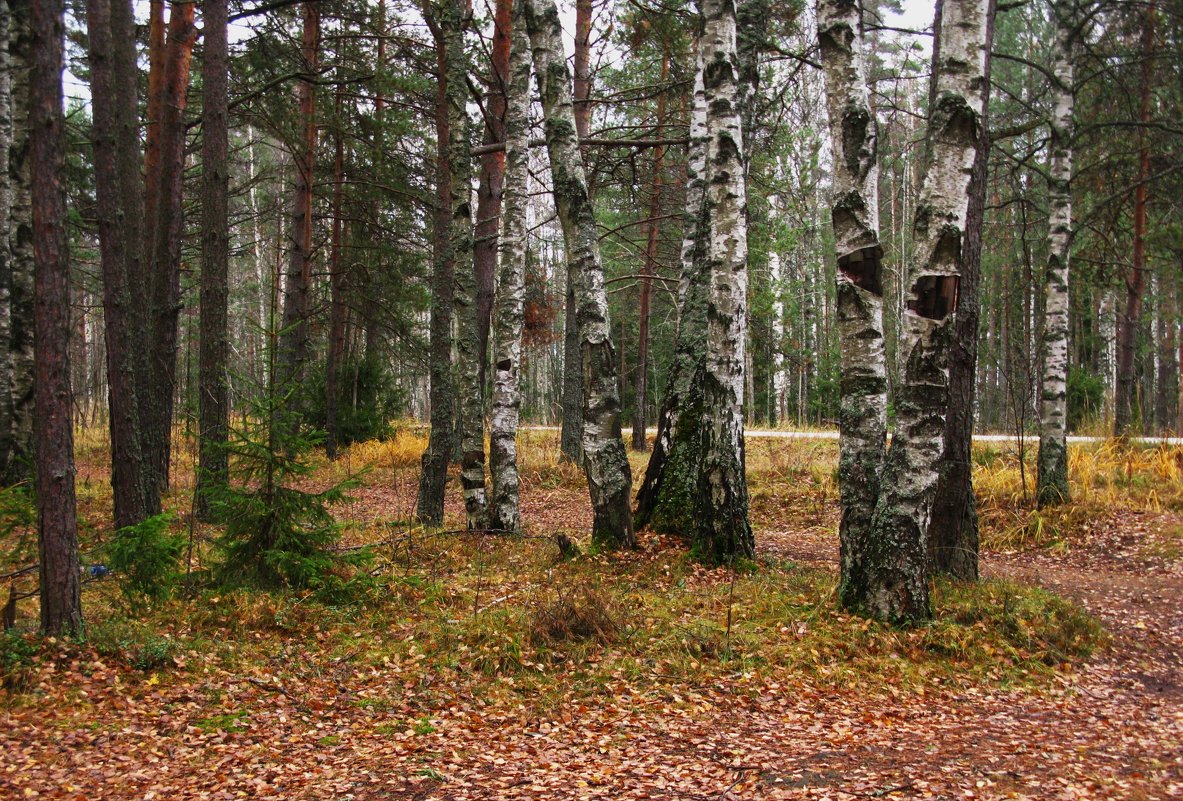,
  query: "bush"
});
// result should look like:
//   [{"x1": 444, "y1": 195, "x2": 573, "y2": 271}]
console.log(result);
[
  {"x1": 1068, "y1": 366, "x2": 1105, "y2": 432},
  {"x1": 303, "y1": 357, "x2": 406, "y2": 447},
  {"x1": 0, "y1": 630, "x2": 39, "y2": 691},
  {"x1": 103, "y1": 514, "x2": 186, "y2": 605}
]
